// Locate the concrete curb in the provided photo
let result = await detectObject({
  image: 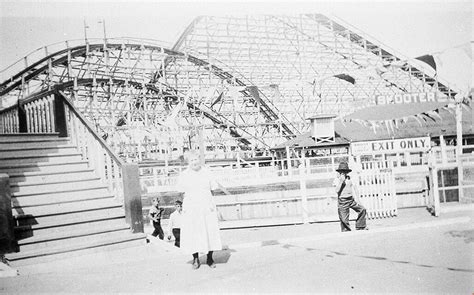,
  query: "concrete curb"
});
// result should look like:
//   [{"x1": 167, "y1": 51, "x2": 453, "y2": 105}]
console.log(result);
[{"x1": 223, "y1": 216, "x2": 471, "y2": 250}]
